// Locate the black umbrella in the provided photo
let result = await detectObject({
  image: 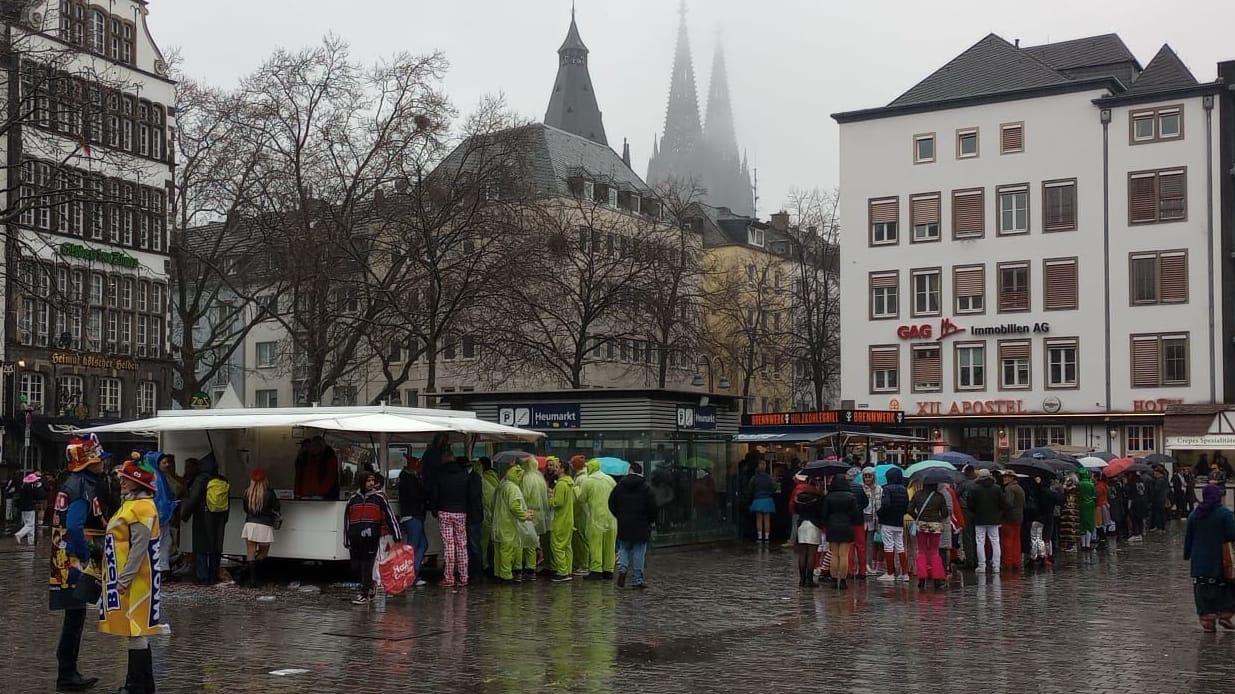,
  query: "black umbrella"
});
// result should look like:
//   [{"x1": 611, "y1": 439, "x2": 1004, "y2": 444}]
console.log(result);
[
  {"x1": 1043, "y1": 459, "x2": 1081, "y2": 474},
  {"x1": 800, "y1": 460, "x2": 852, "y2": 480},
  {"x1": 1140, "y1": 453, "x2": 1174, "y2": 465},
  {"x1": 1126, "y1": 462, "x2": 1153, "y2": 474},
  {"x1": 974, "y1": 461, "x2": 1004, "y2": 471},
  {"x1": 911, "y1": 467, "x2": 962, "y2": 485},
  {"x1": 1008, "y1": 458, "x2": 1058, "y2": 478},
  {"x1": 1023, "y1": 447, "x2": 1058, "y2": 460},
  {"x1": 1089, "y1": 451, "x2": 1117, "y2": 462}
]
